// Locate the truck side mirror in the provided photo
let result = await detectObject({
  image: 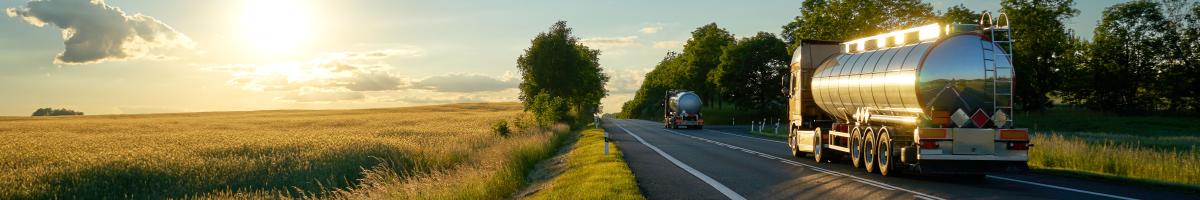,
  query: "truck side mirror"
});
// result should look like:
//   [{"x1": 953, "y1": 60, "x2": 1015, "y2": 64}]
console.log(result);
[{"x1": 782, "y1": 73, "x2": 792, "y2": 98}]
